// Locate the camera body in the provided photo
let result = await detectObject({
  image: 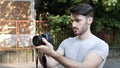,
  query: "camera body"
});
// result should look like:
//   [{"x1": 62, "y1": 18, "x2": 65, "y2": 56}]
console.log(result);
[{"x1": 32, "y1": 33, "x2": 53, "y2": 46}]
